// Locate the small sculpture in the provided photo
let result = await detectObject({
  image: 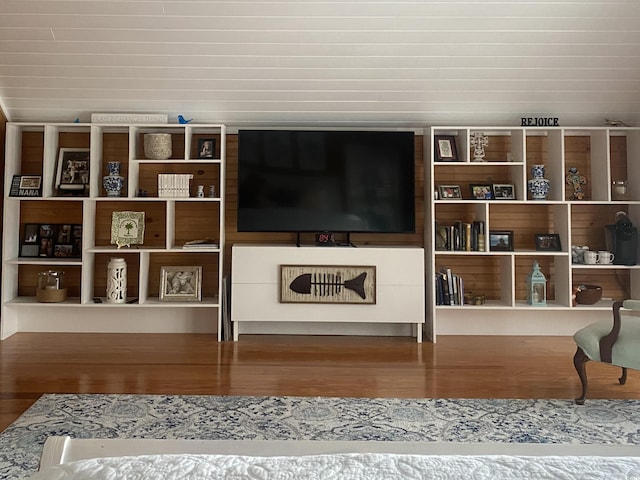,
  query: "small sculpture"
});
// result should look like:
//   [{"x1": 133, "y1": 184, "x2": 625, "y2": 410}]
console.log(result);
[
  {"x1": 566, "y1": 167, "x2": 587, "y2": 200},
  {"x1": 178, "y1": 115, "x2": 193, "y2": 124},
  {"x1": 470, "y1": 132, "x2": 489, "y2": 161}
]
